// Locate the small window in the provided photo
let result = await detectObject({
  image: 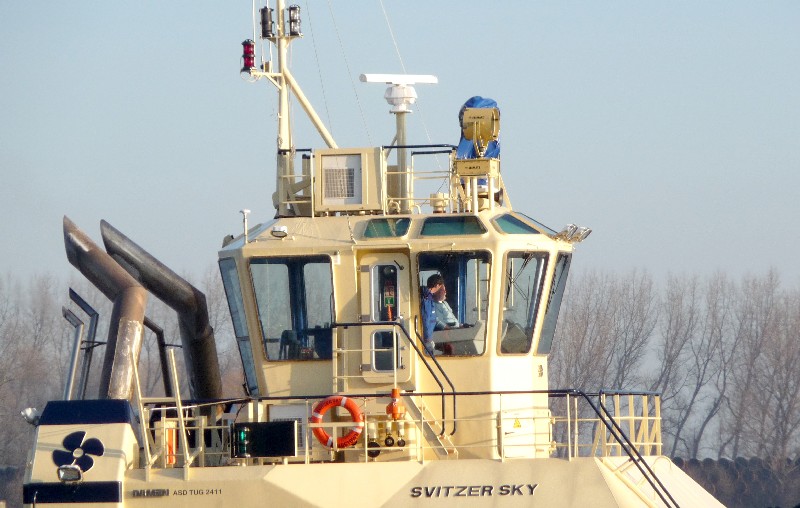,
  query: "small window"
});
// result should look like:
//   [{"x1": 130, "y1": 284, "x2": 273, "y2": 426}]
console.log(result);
[
  {"x1": 494, "y1": 214, "x2": 542, "y2": 235},
  {"x1": 421, "y1": 216, "x2": 486, "y2": 236},
  {"x1": 371, "y1": 264, "x2": 399, "y2": 321},
  {"x1": 364, "y1": 218, "x2": 411, "y2": 238},
  {"x1": 372, "y1": 330, "x2": 402, "y2": 371}
]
